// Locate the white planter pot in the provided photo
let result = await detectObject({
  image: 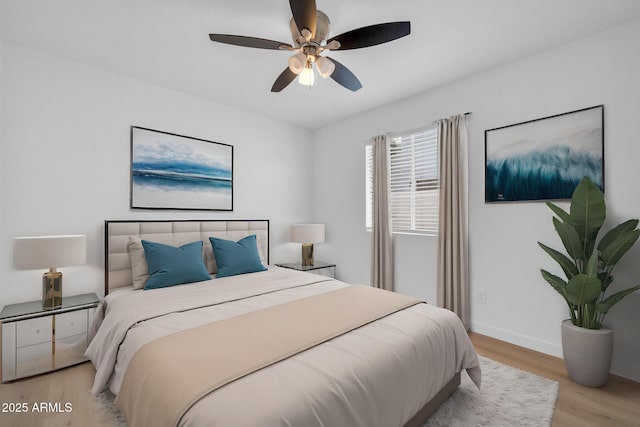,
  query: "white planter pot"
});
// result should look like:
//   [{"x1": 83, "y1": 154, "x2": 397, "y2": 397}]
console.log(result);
[{"x1": 561, "y1": 319, "x2": 613, "y2": 388}]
